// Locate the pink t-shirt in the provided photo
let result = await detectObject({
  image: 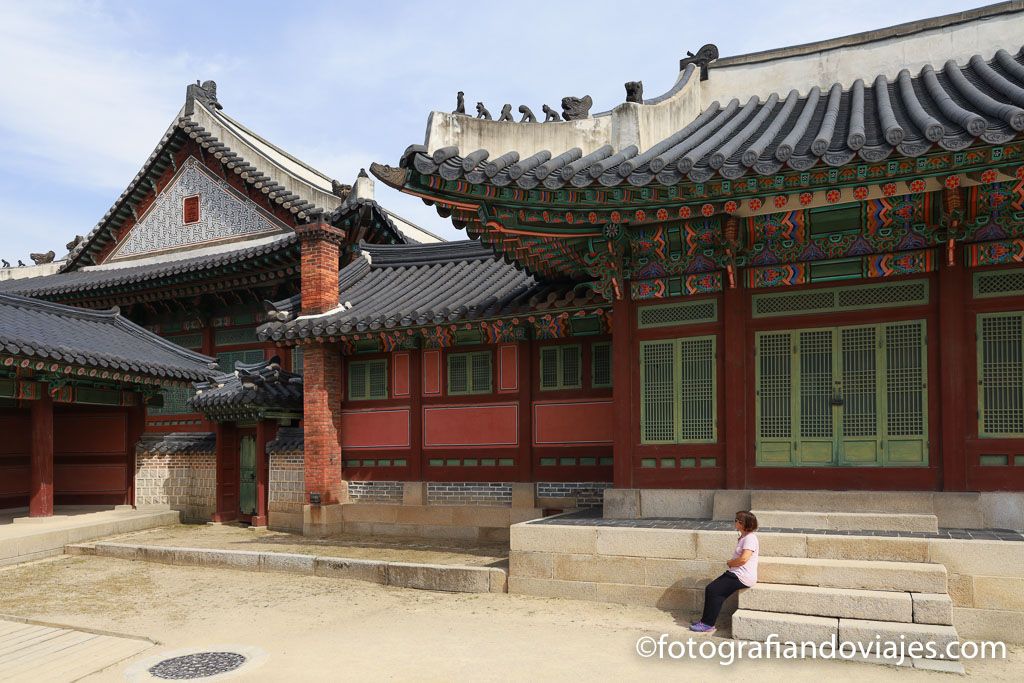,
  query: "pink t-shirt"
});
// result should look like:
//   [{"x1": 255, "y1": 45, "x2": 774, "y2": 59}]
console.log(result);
[{"x1": 727, "y1": 532, "x2": 759, "y2": 586}]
